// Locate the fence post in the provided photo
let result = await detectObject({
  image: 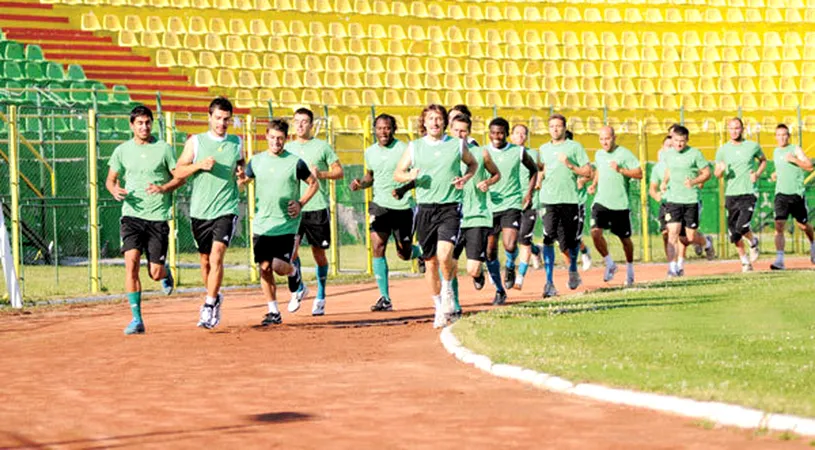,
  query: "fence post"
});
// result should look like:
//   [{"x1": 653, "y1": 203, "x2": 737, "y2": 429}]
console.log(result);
[
  {"x1": 362, "y1": 116, "x2": 373, "y2": 275},
  {"x1": 8, "y1": 106, "x2": 21, "y2": 280},
  {"x1": 88, "y1": 109, "x2": 100, "y2": 293},
  {"x1": 638, "y1": 121, "x2": 651, "y2": 262},
  {"x1": 715, "y1": 120, "x2": 727, "y2": 258},
  {"x1": 326, "y1": 112, "x2": 339, "y2": 276},
  {"x1": 246, "y1": 114, "x2": 258, "y2": 283},
  {"x1": 164, "y1": 111, "x2": 178, "y2": 288}
]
